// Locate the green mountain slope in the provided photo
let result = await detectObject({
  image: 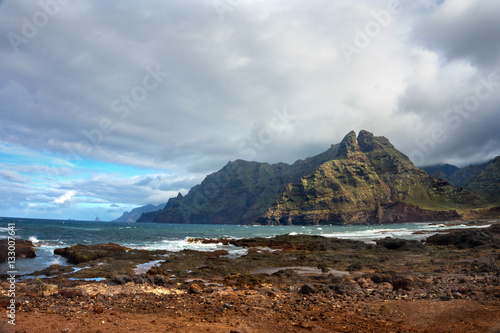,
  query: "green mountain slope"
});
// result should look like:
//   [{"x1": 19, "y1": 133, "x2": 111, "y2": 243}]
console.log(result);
[
  {"x1": 258, "y1": 131, "x2": 486, "y2": 225},
  {"x1": 422, "y1": 158, "x2": 499, "y2": 204},
  {"x1": 464, "y1": 157, "x2": 500, "y2": 204}
]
